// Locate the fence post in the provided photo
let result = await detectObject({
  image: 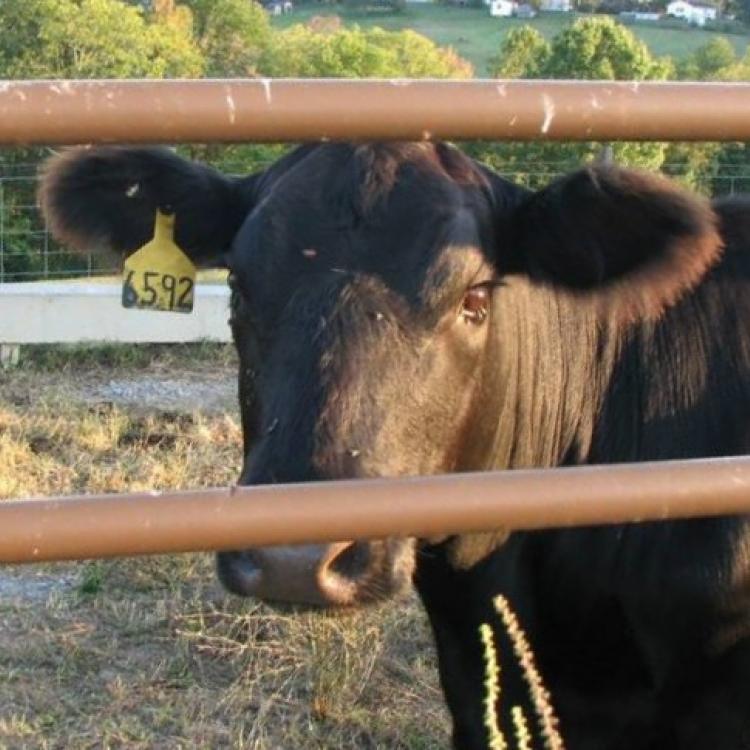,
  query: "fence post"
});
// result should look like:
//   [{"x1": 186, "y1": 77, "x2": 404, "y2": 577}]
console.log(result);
[
  {"x1": 595, "y1": 143, "x2": 615, "y2": 165},
  {"x1": 0, "y1": 344, "x2": 20, "y2": 369},
  {"x1": 43, "y1": 197, "x2": 49, "y2": 280},
  {"x1": 0, "y1": 179, "x2": 5, "y2": 284}
]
